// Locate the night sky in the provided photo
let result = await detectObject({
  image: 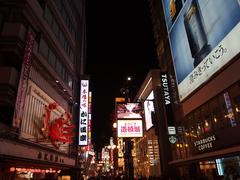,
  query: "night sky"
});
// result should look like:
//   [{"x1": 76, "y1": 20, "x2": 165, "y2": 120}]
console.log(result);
[{"x1": 85, "y1": 0, "x2": 159, "y2": 152}]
